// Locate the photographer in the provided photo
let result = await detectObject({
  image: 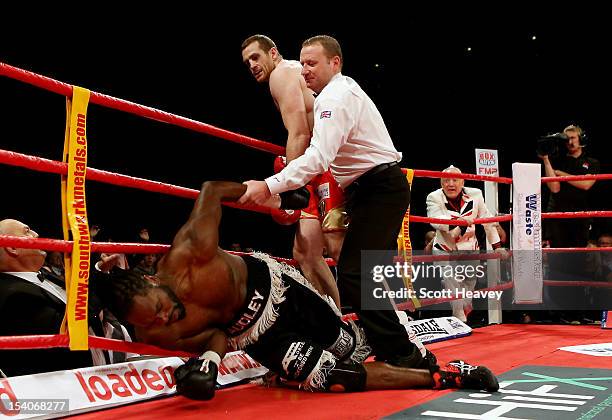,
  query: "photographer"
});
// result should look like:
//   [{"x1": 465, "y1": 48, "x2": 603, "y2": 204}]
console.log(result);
[
  {"x1": 538, "y1": 125, "x2": 600, "y2": 323},
  {"x1": 538, "y1": 125, "x2": 600, "y2": 249}
]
